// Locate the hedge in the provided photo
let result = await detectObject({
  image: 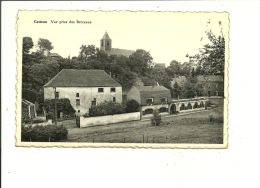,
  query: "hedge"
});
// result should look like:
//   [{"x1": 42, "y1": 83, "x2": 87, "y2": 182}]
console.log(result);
[
  {"x1": 21, "y1": 124, "x2": 68, "y2": 142},
  {"x1": 88, "y1": 101, "x2": 124, "y2": 117}
]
